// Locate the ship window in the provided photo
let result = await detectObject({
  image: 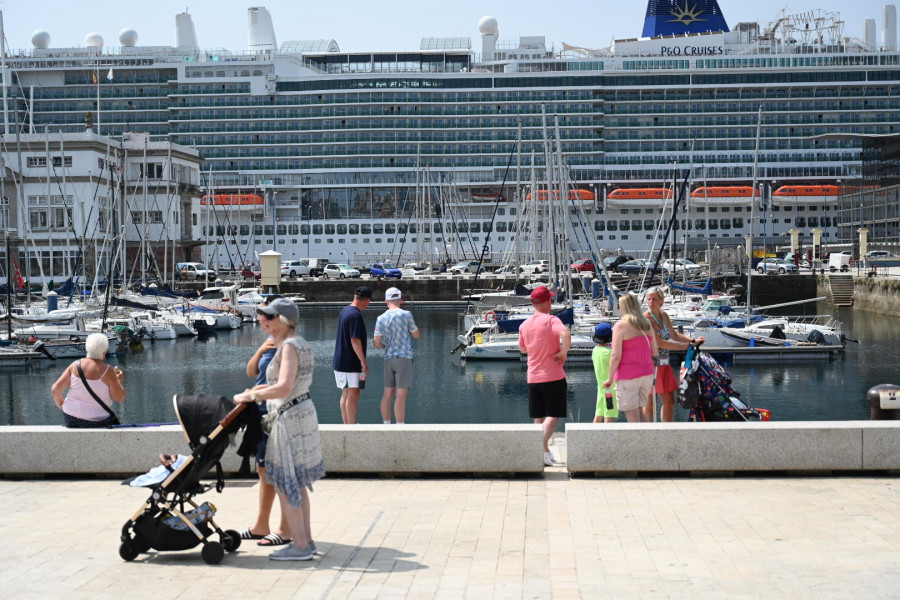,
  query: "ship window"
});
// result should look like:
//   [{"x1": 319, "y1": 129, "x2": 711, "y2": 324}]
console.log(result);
[
  {"x1": 300, "y1": 224, "x2": 310, "y2": 235},
  {"x1": 631, "y1": 220, "x2": 642, "y2": 231},
  {"x1": 239, "y1": 225, "x2": 250, "y2": 235},
  {"x1": 644, "y1": 220, "x2": 655, "y2": 230},
  {"x1": 409, "y1": 223, "x2": 417, "y2": 233},
  {"x1": 618, "y1": 220, "x2": 629, "y2": 231},
  {"x1": 385, "y1": 224, "x2": 396, "y2": 234},
  {"x1": 255, "y1": 225, "x2": 264, "y2": 235},
  {"x1": 312, "y1": 224, "x2": 323, "y2": 235},
  {"x1": 349, "y1": 224, "x2": 359, "y2": 234},
  {"x1": 398, "y1": 223, "x2": 407, "y2": 233},
  {"x1": 708, "y1": 219, "x2": 718, "y2": 229},
  {"x1": 289, "y1": 224, "x2": 299, "y2": 235},
  {"x1": 733, "y1": 218, "x2": 743, "y2": 228},
  {"x1": 324, "y1": 224, "x2": 335, "y2": 234},
  {"x1": 264, "y1": 225, "x2": 273, "y2": 235},
  {"x1": 607, "y1": 221, "x2": 617, "y2": 231},
  {"x1": 276, "y1": 225, "x2": 287, "y2": 235},
  {"x1": 594, "y1": 220, "x2": 605, "y2": 231},
  {"x1": 337, "y1": 224, "x2": 347, "y2": 234},
  {"x1": 496, "y1": 222, "x2": 507, "y2": 232},
  {"x1": 361, "y1": 224, "x2": 371, "y2": 234},
  {"x1": 373, "y1": 224, "x2": 384, "y2": 234}
]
